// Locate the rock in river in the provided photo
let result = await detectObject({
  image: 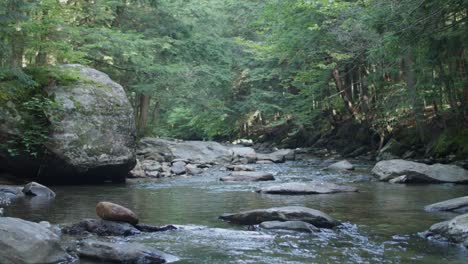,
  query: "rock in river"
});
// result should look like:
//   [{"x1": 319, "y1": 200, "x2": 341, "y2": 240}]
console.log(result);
[
  {"x1": 0, "y1": 217, "x2": 73, "y2": 264},
  {"x1": 62, "y1": 218, "x2": 140, "y2": 236},
  {"x1": 256, "y1": 149, "x2": 295, "y2": 163},
  {"x1": 423, "y1": 213, "x2": 468, "y2": 248},
  {"x1": 0, "y1": 65, "x2": 137, "y2": 183},
  {"x1": 220, "y1": 171, "x2": 275, "y2": 182},
  {"x1": 96, "y1": 201, "x2": 139, "y2": 225},
  {"x1": 425, "y1": 196, "x2": 468, "y2": 213},
  {"x1": 260, "y1": 220, "x2": 319, "y2": 233},
  {"x1": 326, "y1": 160, "x2": 355, "y2": 171},
  {"x1": 372, "y1": 159, "x2": 468, "y2": 183},
  {"x1": 220, "y1": 206, "x2": 339, "y2": 228},
  {"x1": 225, "y1": 164, "x2": 255, "y2": 171},
  {"x1": 256, "y1": 182, "x2": 358, "y2": 194},
  {"x1": 22, "y1": 182, "x2": 55, "y2": 198},
  {"x1": 77, "y1": 239, "x2": 179, "y2": 263}
]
